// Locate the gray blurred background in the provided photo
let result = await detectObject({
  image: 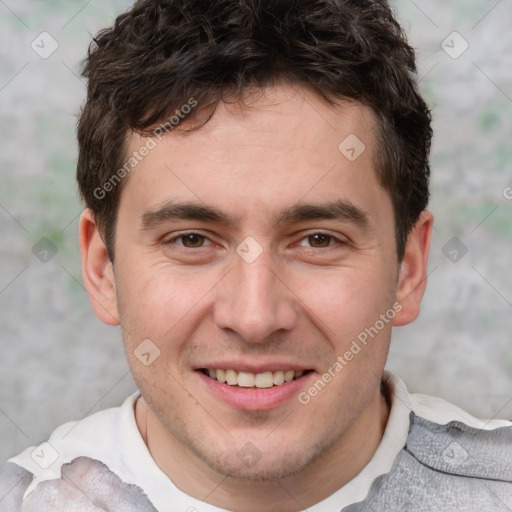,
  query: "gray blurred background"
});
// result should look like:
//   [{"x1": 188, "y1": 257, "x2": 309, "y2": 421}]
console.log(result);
[{"x1": 1, "y1": 0, "x2": 511, "y2": 460}]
